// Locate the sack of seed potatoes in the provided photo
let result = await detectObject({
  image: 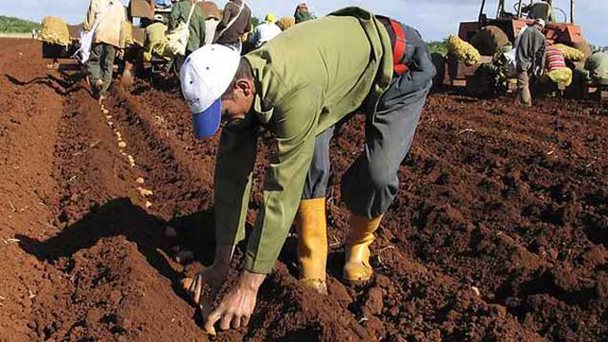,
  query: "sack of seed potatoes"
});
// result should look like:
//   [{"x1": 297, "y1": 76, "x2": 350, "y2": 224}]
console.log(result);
[
  {"x1": 277, "y1": 17, "x2": 295, "y2": 31},
  {"x1": 448, "y1": 35, "x2": 481, "y2": 66},
  {"x1": 547, "y1": 67, "x2": 573, "y2": 87},
  {"x1": 40, "y1": 16, "x2": 70, "y2": 46},
  {"x1": 553, "y1": 44, "x2": 585, "y2": 62}
]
